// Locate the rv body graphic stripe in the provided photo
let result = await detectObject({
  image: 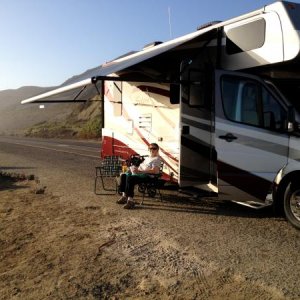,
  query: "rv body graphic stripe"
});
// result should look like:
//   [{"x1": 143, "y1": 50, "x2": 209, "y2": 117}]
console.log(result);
[
  {"x1": 102, "y1": 134, "x2": 178, "y2": 177},
  {"x1": 120, "y1": 85, "x2": 179, "y2": 165},
  {"x1": 105, "y1": 85, "x2": 179, "y2": 166},
  {"x1": 104, "y1": 81, "x2": 180, "y2": 176},
  {"x1": 180, "y1": 165, "x2": 211, "y2": 181},
  {"x1": 182, "y1": 107, "x2": 212, "y2": 121},
  {"x1": 218, "y1": 160, "x2": 272, "y2": 200},
  {"x1": 217, "y1": 128, "x2": 288, "y2": 157},
  {"x1": 288, "y1": 137, "x2": 300, "y2": 161},
  {"x1": 289, "y1": 148, "x2": 300, "y2": 161},
  {"x1": 181, "y1": 135, "x2": 212, "y2": 159},
  {"x1": 216, "y1": 118, "x2": 288, "y2": 146},
  {"x1": 181, "y1": 117, "x2": 212, "y2": 132},
  {"x1": 134, "y1": 125, "x2": 179, "y2": 163},
  {"x1": 134, "y1": 127, "x2": 179, "y2": 171},
  {"x1": 182, "y1": 113, "x2": 212, "y2": 126},
  {"x1": 156, "y1": 107, "x2": 177, "y2": 129},
  {"x1": 137, "y1": 84, "x2": 177, "y2": 129},
  {"x1": 104, "y1": 84, "x2": 114, "y2": 102}
]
